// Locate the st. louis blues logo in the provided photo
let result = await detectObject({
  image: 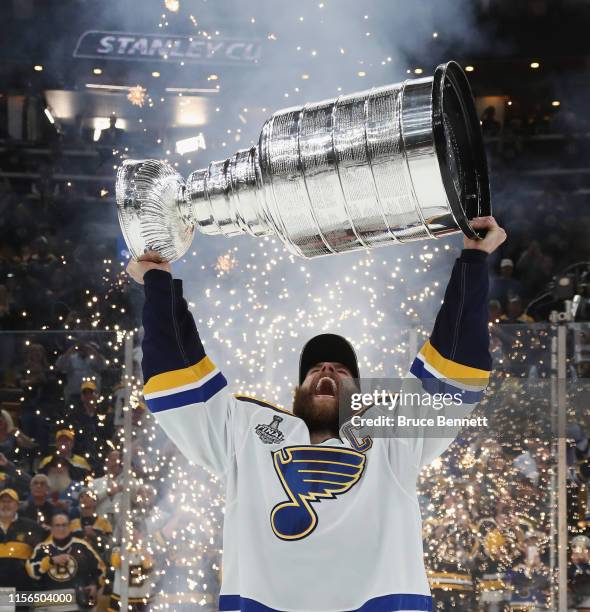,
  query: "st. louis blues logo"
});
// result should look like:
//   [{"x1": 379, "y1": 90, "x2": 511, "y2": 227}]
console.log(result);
[
  {"x1": 255, "y1": 415, "x2": 285, "y2": 444},
  {"x1": 270, "y1": 446, "x2": 366, "y2": 540}
]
